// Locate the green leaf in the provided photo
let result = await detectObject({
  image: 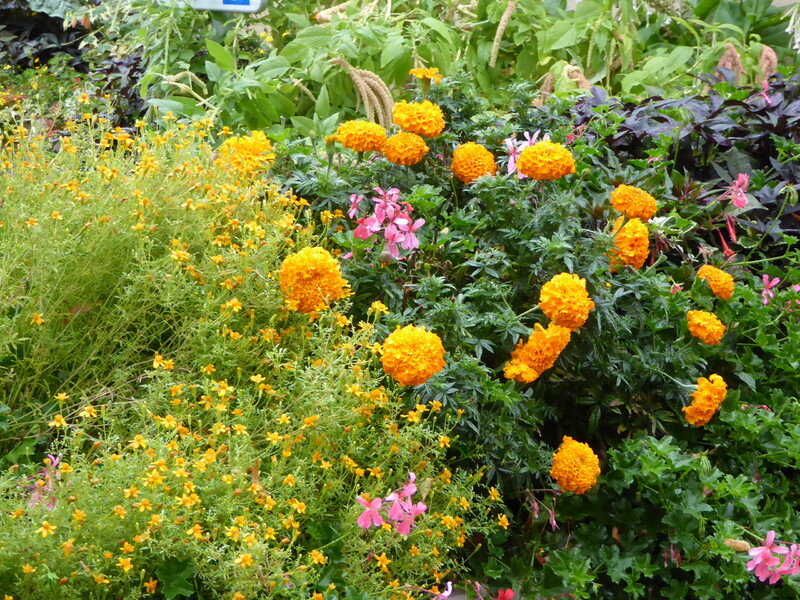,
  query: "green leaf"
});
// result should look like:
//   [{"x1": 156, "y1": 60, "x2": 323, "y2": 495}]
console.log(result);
[
  {"x1": 290, "y1": 116, "x2": 315, "y2": 136},
  {"x1": 380, "y1": 35, "x2": 406, "y2": 69},
  {"x1": 156, "y1": 558, "x2": 195, "y2": 600},
  {"x1": 420, "y1": 17, "x2": 453, "y2": 44},
  {"x1": 205, "y1": 60, "x2": 223, "y2": 83},
  {"x1": 315, "y1": 85, "x2": 331, "y2": 119},
  {"x1": 255, "y1": 55, "x2": 291, "y2": 80},
  {"x1": 207, "y1": 39, "x2": 236, "y2": 72}
]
